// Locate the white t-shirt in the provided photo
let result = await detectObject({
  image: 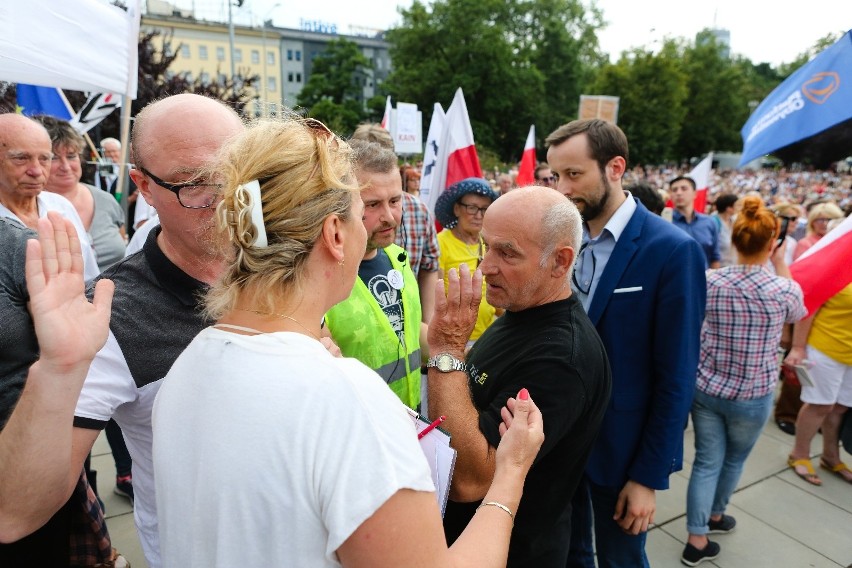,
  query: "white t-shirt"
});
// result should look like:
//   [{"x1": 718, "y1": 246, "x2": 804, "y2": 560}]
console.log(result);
[
  {"x1": 152, "y1": 328, "x2": 435, "y2": 568},
  {"x1": 0, "y1": 191, "x2": 100, "y2": 281},
  {"x1": 134, "y1": 193, "x2": 156, "y2": 229},
  {"x1": 125, "y1": 213, "x2": 159, "y2": 256}
]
